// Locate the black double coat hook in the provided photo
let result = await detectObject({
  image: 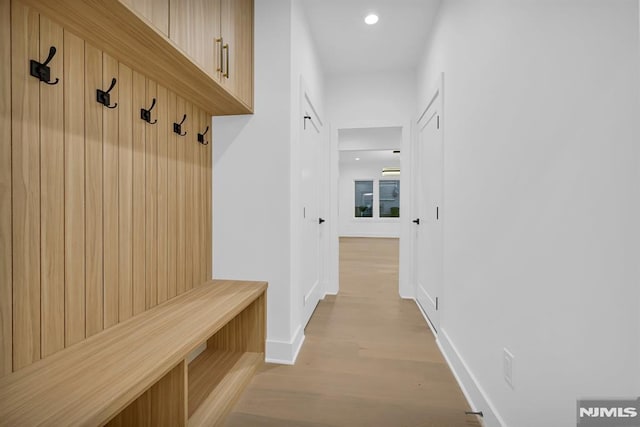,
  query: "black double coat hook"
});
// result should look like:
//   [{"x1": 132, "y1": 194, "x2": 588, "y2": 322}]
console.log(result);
[
  {"x1": 30, "y1": 46, "x2": 60, "y2": 85},
  {"x1": 198, "y1": 126, "x2": 209, "y2": 145},
  {"x1": 174, "y1": 114, "x2": 187, "y2": 136},
  {"x1": 141, "y1": 98, "x2": 157, "y2": 124},
  {"x1": 97, "y1": 78, "x2": 118, "y2": 109}
]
